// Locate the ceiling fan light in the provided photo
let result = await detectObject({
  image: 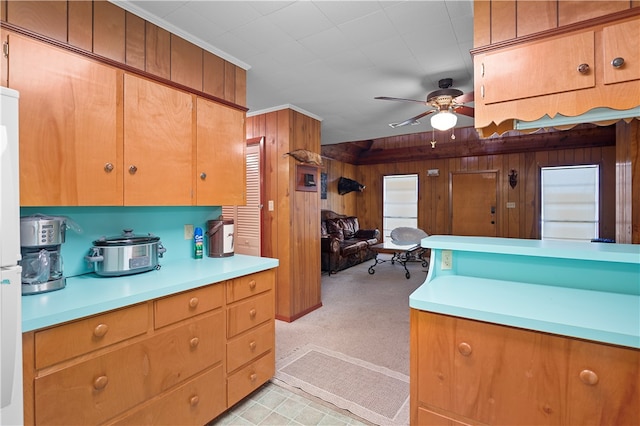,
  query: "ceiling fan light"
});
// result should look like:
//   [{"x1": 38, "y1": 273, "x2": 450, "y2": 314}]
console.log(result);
[{"x1": 430, "y1": 111, "x2": 458, "y2": 131}]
